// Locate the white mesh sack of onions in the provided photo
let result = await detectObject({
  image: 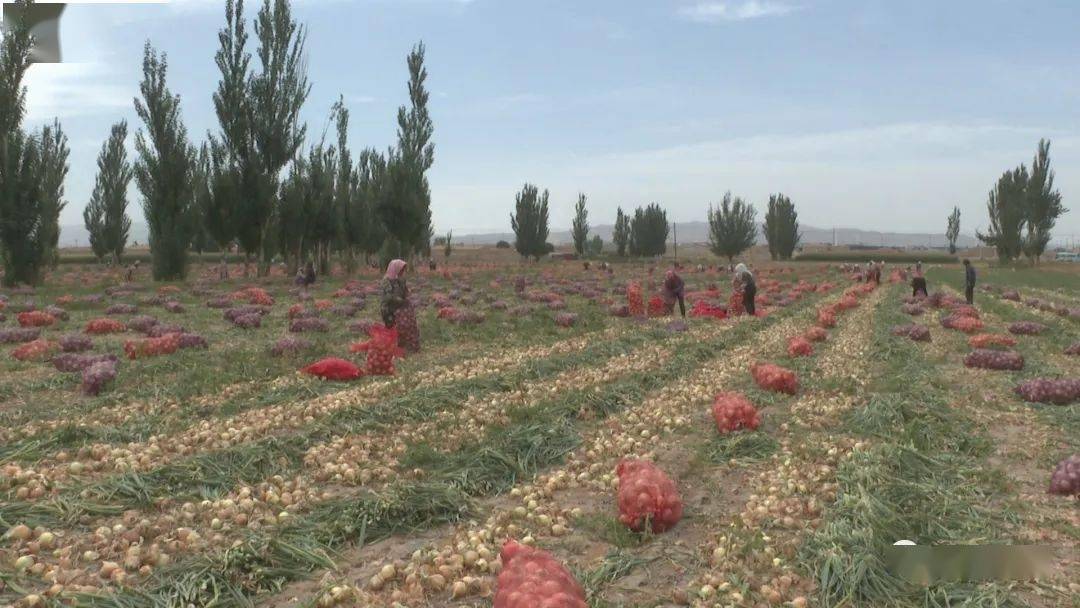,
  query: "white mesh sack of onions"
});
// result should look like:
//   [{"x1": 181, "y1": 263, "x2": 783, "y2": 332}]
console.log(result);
[
  {"x1": 1013, "y1": 378, "x2": 1080, "y2": 405},
  {"x1": 1048, "y1": 454, "x2": 1079, "y2": 497},
  {"x1": 963, "y1": 349, "x2": 1024, "y2": 371}
]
